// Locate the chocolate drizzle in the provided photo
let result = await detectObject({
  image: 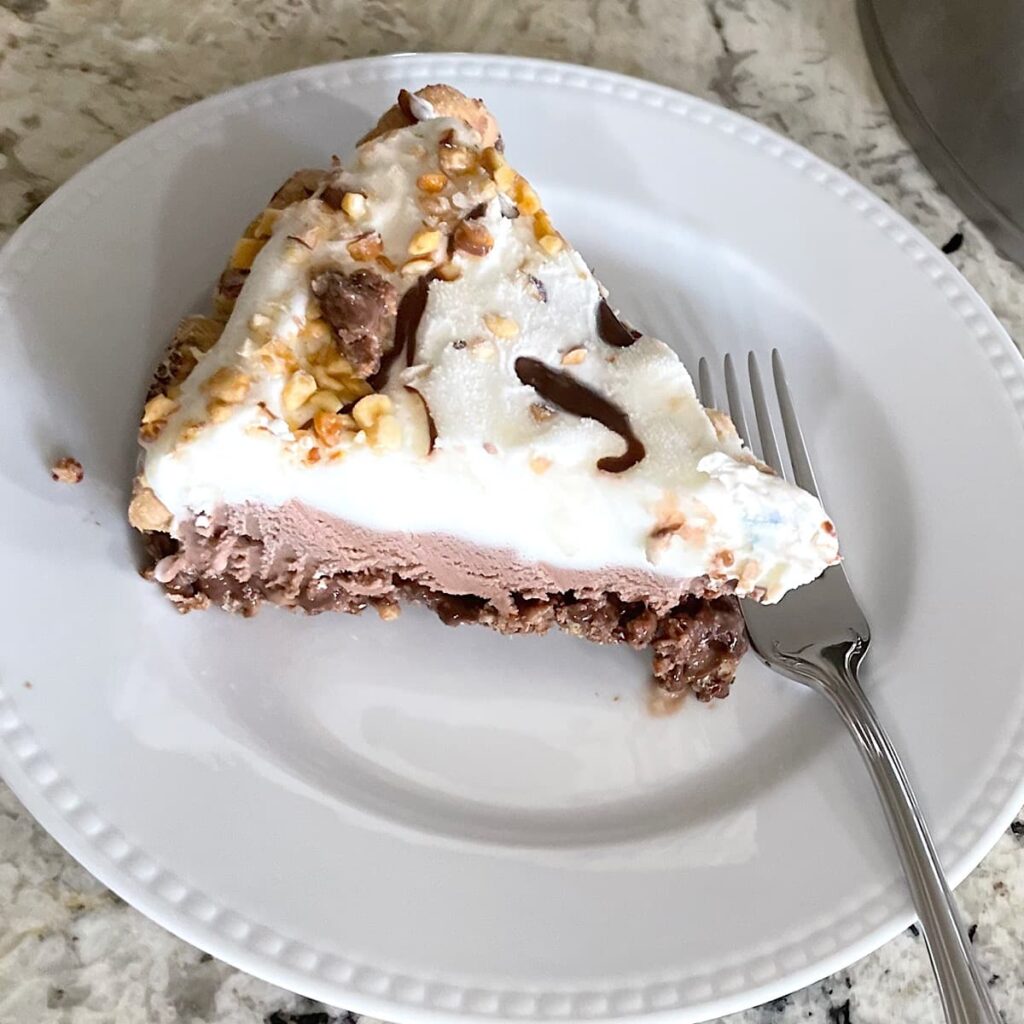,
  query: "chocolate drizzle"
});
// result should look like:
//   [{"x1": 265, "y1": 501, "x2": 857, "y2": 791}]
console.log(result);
[
  {"x1": 597, "y1": 298, "x2": 640, "y2": 348},
  {"x1": 320, "y1": 184, "x2": 345, "y2": 210},
  {"x1": 514, "y1": 356, "x2": 646, "y2": 473},
  {"x1": 369, "y1": 274, "x2": 429, "y2": 389},
  {"x1": 405, "y1": 384, "x2": 437, "y2": 453},
  {"x1": 369, "y1": 271, "x2": 441, "y2": 389}
]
